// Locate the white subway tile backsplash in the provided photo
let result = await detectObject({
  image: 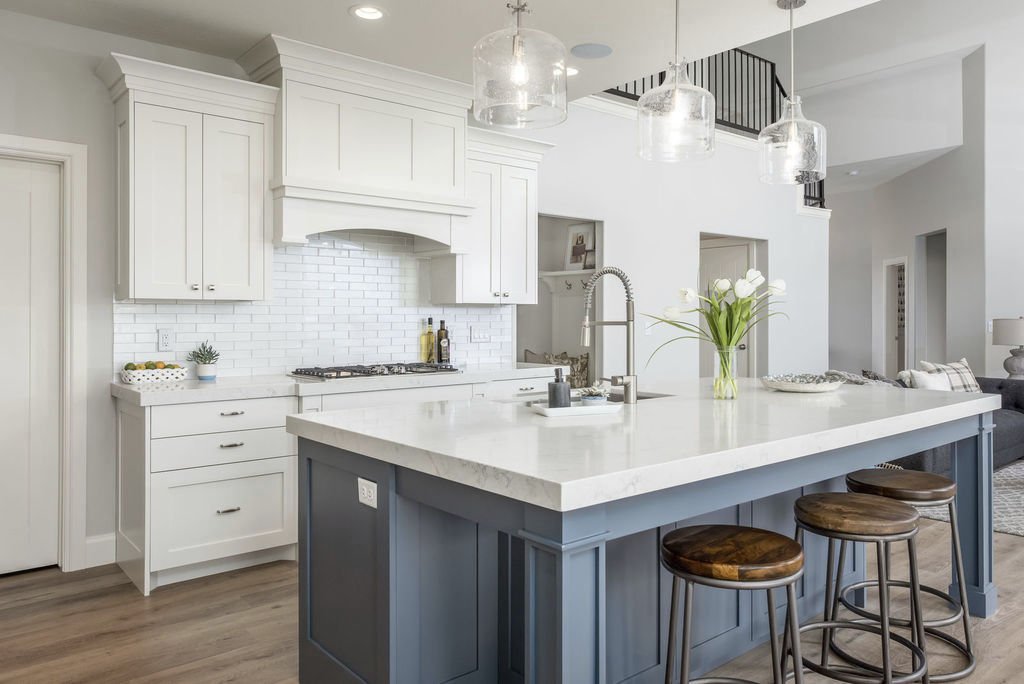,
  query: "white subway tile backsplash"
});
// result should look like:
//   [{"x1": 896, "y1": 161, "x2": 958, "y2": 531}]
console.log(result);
[{"x1": 112, "y1": 231, "x2": 515, "y2": 375}]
